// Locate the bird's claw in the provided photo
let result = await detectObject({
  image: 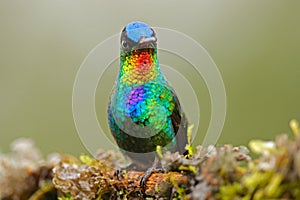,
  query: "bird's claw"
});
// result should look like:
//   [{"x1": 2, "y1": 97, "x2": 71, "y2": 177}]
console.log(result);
[
  {"x1": 140, "y1": 167, "x2": 164, "y2": 188},
  {"x1": 114, "y1": 168, "x2": 125, "y2": 180}
]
